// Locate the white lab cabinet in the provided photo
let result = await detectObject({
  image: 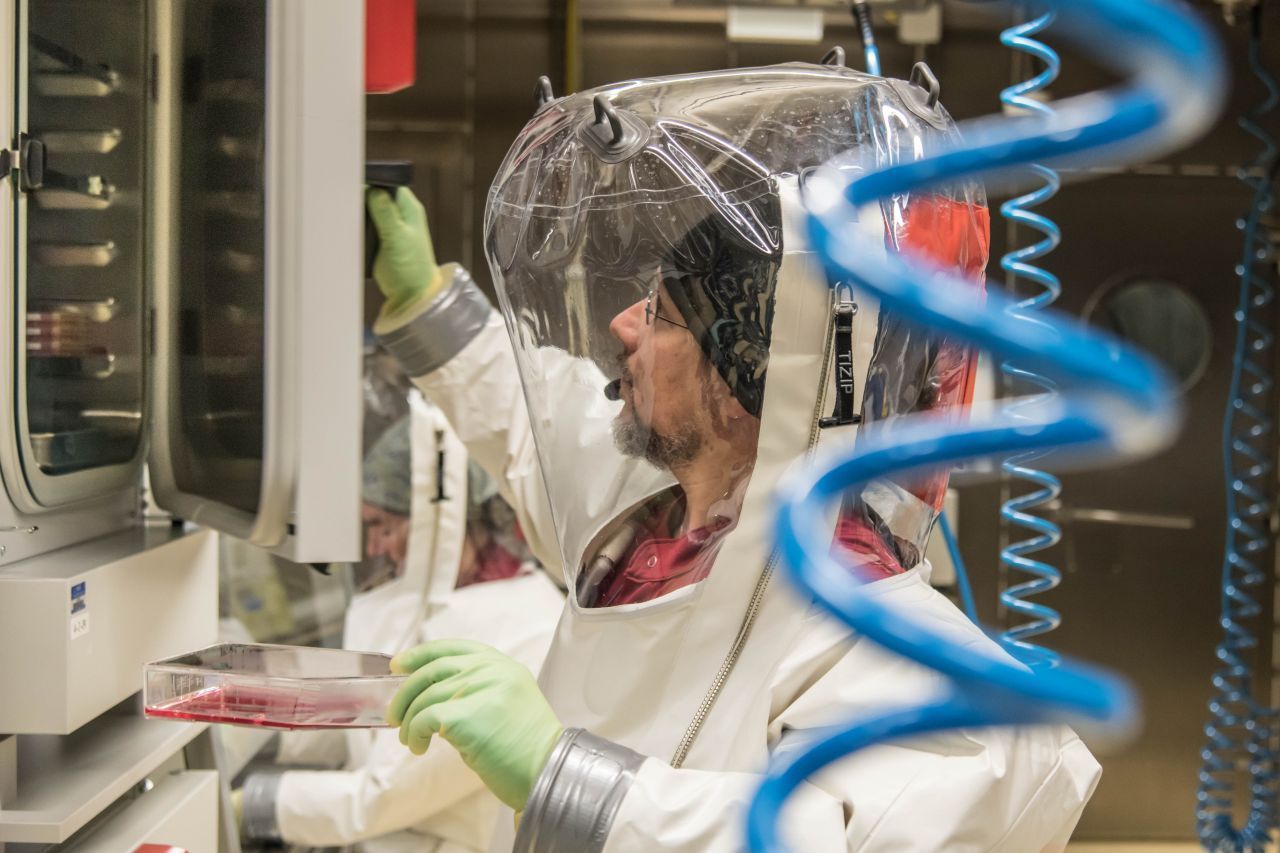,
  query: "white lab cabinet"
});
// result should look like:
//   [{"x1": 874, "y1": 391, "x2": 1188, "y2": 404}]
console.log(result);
[
  {"x1": 0, "y1": 527, "x2": 219, "y2": 735},
  {"x1": 0, "y1": 0, "x2": 364, "y2": 849},
  {"x1": 59, "y1": 770, "x2": 220, "y2": 853},
  {"x1": 0, "y1": 707, "x2": 214, "y2": 847}
]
